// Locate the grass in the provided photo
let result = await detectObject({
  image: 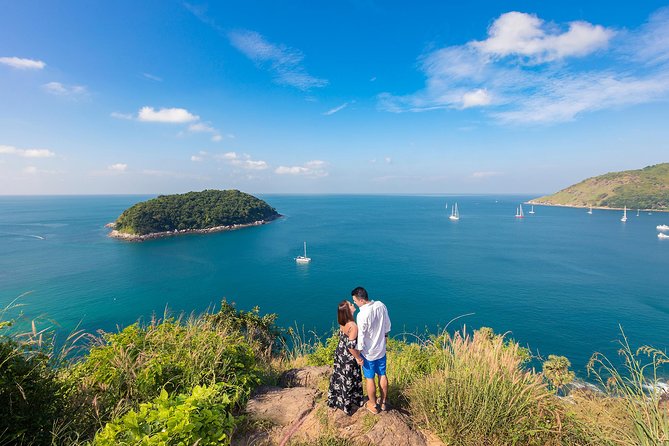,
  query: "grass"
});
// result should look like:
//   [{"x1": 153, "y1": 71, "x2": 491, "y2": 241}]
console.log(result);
[{"x1": 584, "y1": 329, "x2": 669, "y2": 445}]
